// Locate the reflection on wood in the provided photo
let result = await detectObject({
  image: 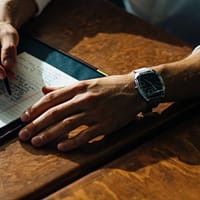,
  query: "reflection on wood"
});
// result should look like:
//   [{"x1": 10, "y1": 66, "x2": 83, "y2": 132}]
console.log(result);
[{"x1": 47, "y1": 110, "x2": 200, "y2": 200}]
